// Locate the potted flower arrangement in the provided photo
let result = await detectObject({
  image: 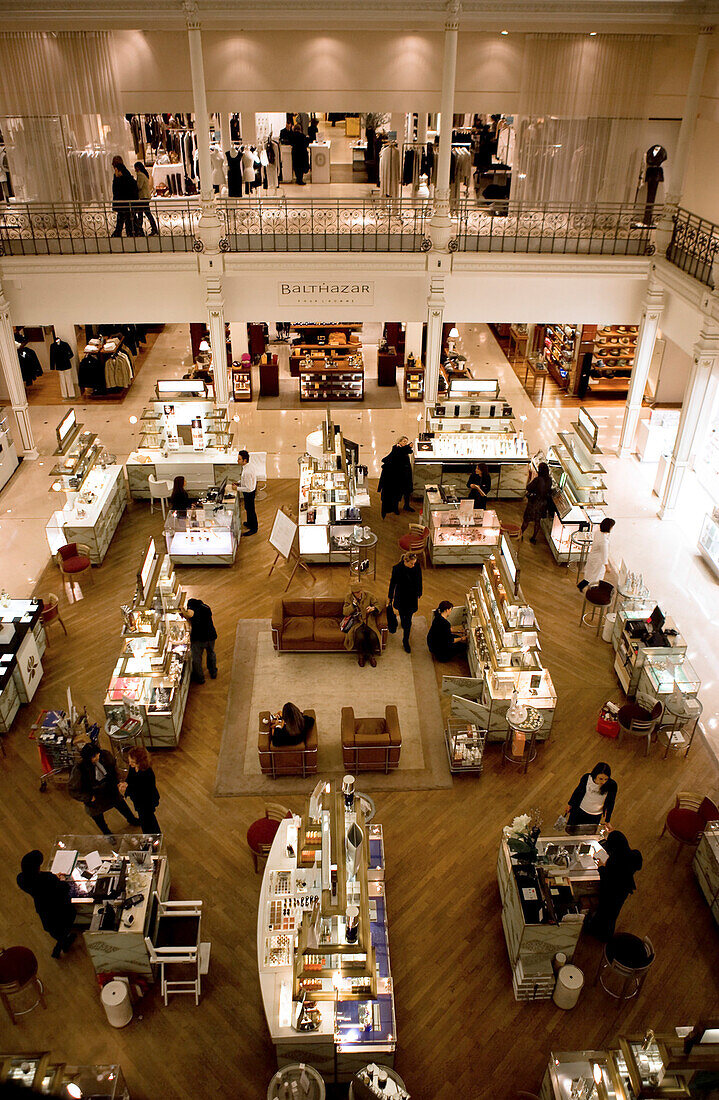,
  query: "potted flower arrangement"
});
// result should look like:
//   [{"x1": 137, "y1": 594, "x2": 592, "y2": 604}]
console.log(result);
[{"x1": 503, "y1": 811, "x2": 542, "y2": 863}]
